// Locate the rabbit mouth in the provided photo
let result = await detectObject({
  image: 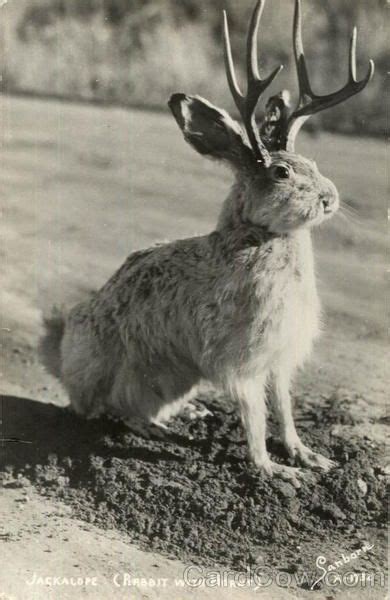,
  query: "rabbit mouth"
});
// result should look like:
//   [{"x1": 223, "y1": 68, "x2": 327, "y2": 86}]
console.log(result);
[
  {"x1": 318, "y1": 183, "x2": 339, "y2": 217},
  {"x1": 320, "y1": 201, "x2": 339, "y2": 220},
  {"x1": 302, "y1": 202, "x2": 337, "y2": 228},
  {"x1": 319, "y1": 207, "x2": 336, "y2": 220},
  {"x1": 321, "y1": 197, "x2": 338, "y2": 216},
  {"x1": 307, "y1": 194, "x2": 339, "y2": 225}
]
